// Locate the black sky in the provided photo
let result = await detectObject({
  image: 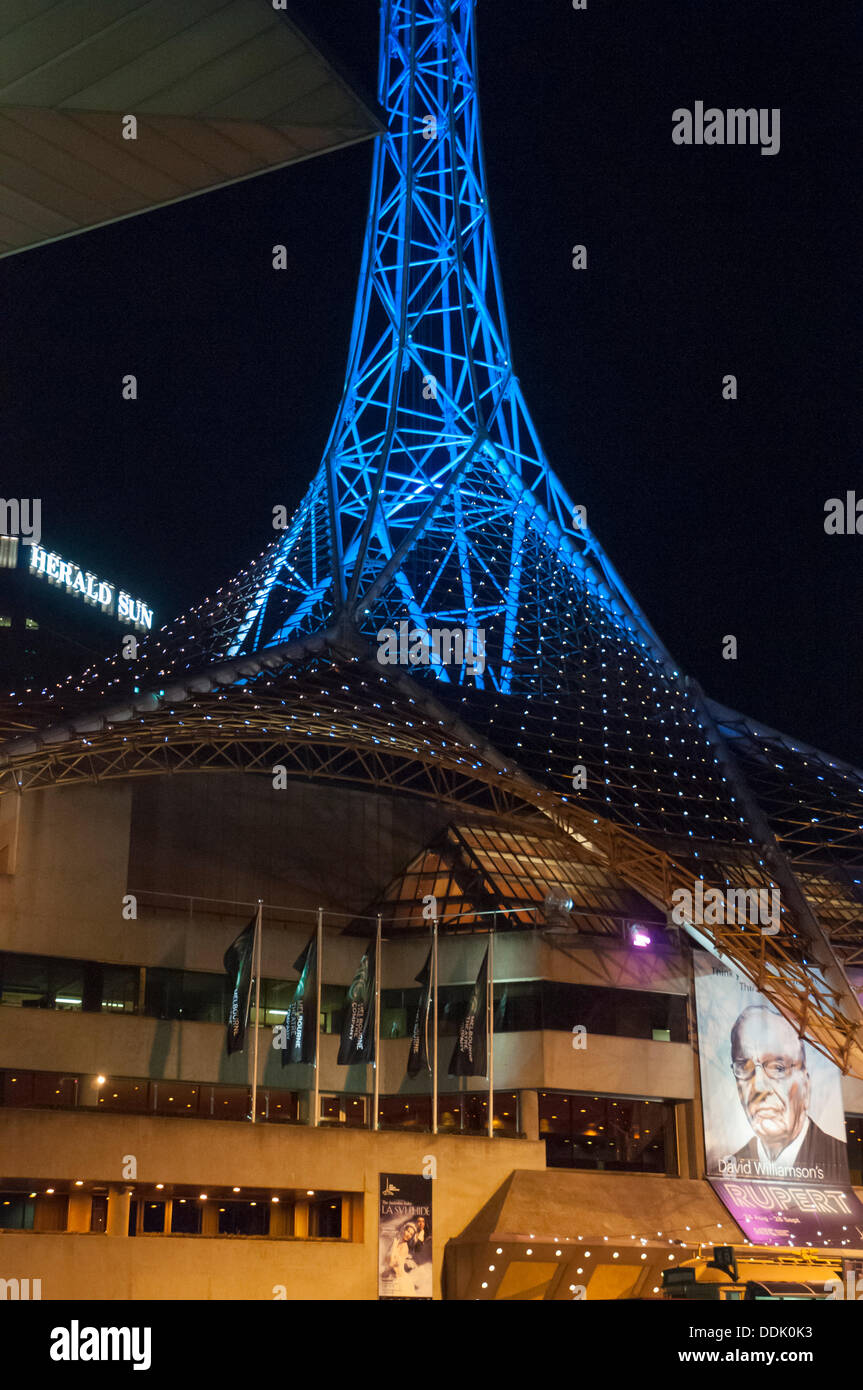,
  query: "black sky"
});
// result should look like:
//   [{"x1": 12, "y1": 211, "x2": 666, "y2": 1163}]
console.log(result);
[{"x1": 1, "y1": 0, "x2": 860, "y2": 761}]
